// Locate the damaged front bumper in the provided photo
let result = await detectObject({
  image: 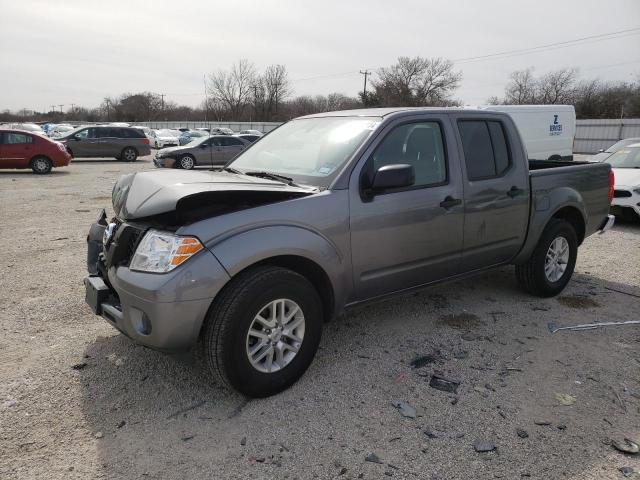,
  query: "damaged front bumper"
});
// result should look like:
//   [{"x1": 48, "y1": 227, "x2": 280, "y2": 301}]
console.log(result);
[{"x1": 84, "y1": 210, "x2": 230, "y2": 352}]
